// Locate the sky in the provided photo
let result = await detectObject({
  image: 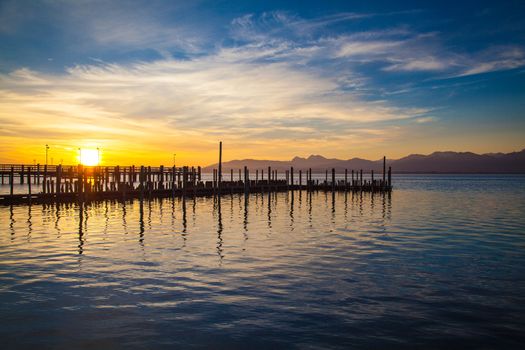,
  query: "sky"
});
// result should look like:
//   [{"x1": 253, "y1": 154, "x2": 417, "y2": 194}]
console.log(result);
[{"x1": 1, "y1": 0, "x2": 524, "y2": 166}]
